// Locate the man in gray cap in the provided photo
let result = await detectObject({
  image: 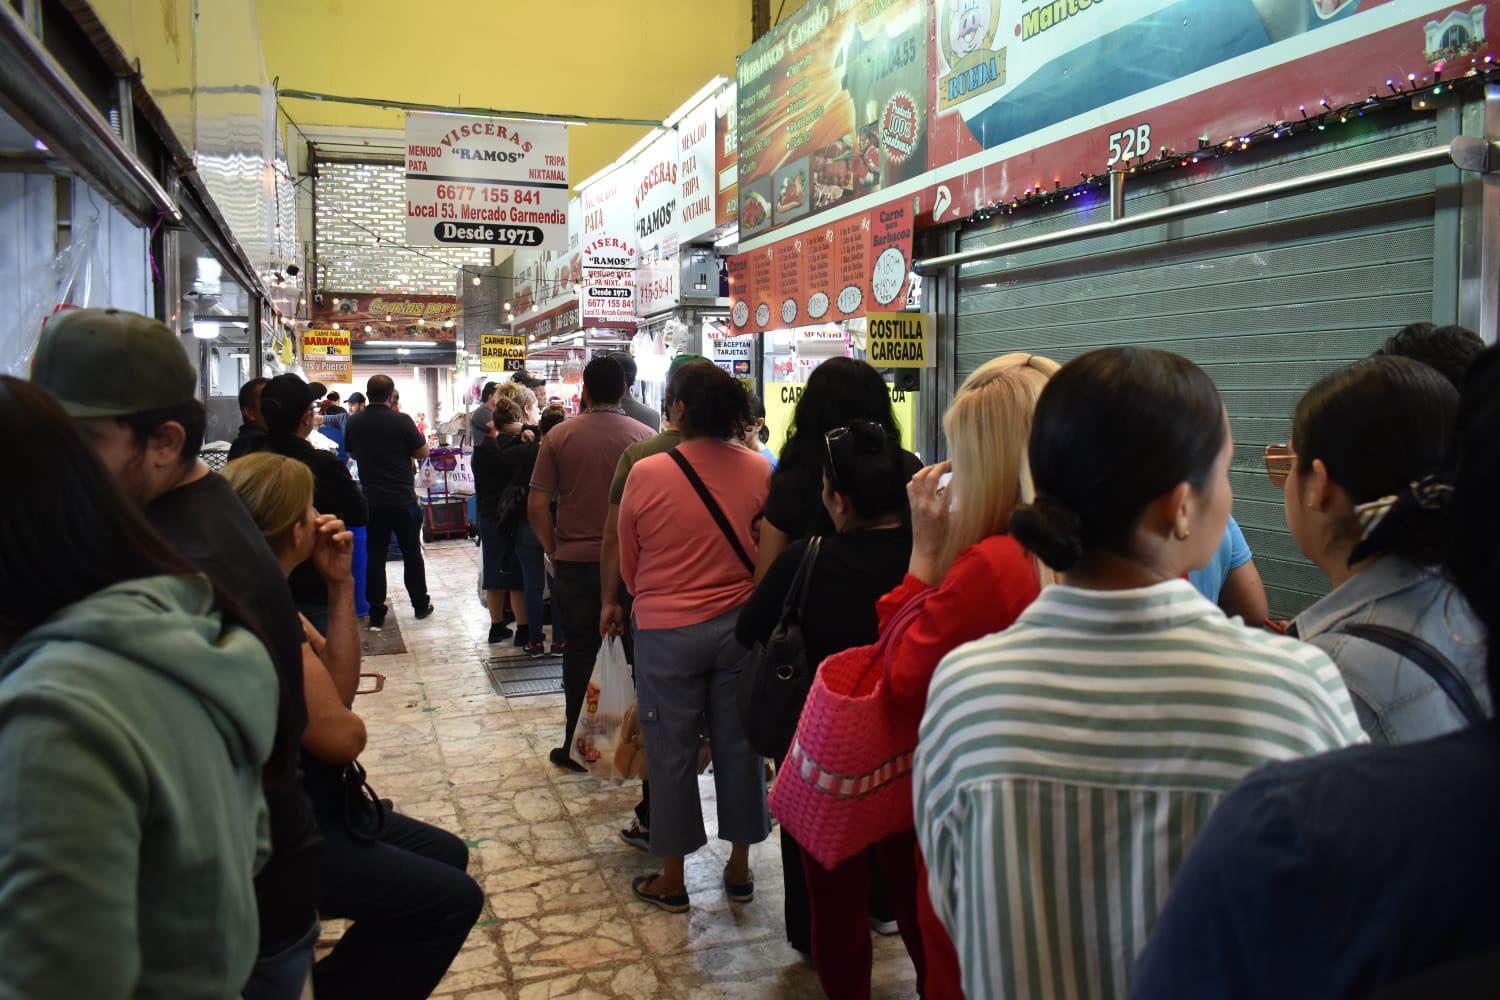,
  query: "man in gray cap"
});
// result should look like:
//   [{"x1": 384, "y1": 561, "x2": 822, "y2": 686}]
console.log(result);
[
  {"x1": 29, "y1": 307, "x2": 325, "y2": 996},
  {"x1": 605, "y1": 351, "x2": 661, "y2": 432}
]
